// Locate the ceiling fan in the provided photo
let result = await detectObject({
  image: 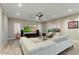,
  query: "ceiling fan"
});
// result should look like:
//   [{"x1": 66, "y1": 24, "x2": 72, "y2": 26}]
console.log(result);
[
  {"x1": 36, "y1": 12, "x2": 43, "y2": 20},
  {"x1": 26, "y1": 12, "x2": 44, "y2": 20}
]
